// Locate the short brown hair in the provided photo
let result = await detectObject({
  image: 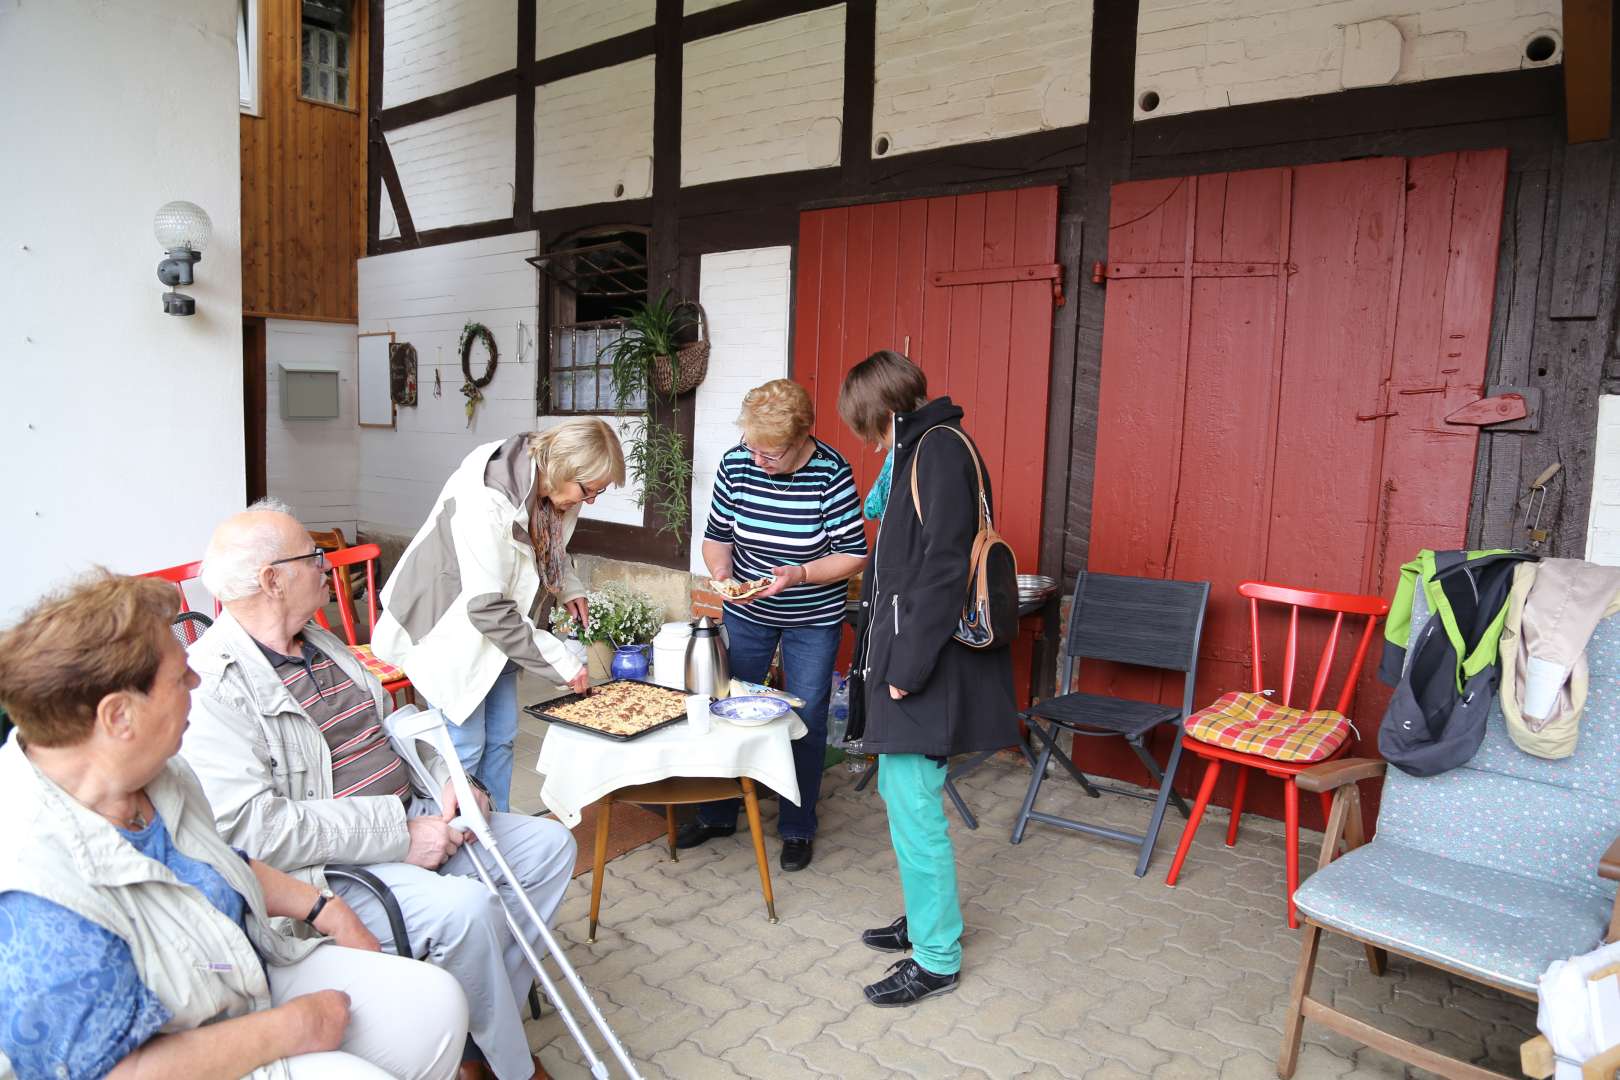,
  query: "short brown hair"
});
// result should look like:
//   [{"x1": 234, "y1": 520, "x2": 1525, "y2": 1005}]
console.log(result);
[
  {"x1": 837, "y1": 350, "x2": 928, "y2": 442},
  {"x1": 739, "y1": 379, "x2": 815, "y2": 448},
  {"x1": 0, "y1": 571, "x2": 177, "y2": 747}
]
